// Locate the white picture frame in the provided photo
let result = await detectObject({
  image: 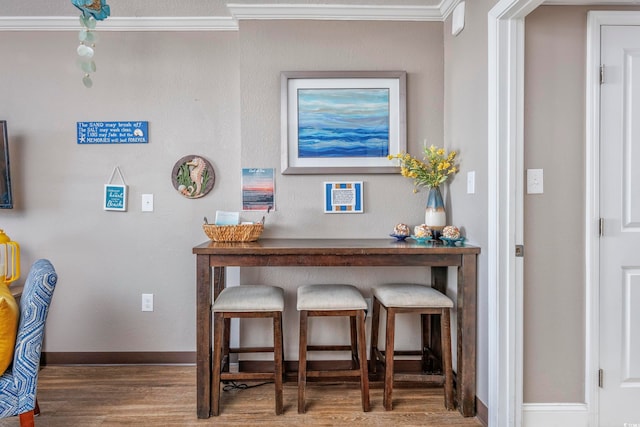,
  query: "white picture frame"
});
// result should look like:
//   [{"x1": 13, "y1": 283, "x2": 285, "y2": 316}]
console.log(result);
[{"x1": 281, "y1": 71, "x2": 406, "y2": 174}]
